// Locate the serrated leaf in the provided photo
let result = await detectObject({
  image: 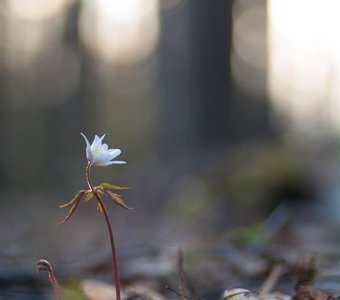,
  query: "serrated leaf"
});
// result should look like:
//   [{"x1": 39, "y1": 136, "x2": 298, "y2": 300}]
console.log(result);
[
  {"x1": 106, "y1": 190, "x2": 133, "y2": 210},
  {"x1": 101, "y1": 183, "x2": 131, "y2": 190},
  {"x1": 57, "y1": 191, "x2": 85, "y2": 224},
  {"x1": 84, "y1": 192, "x2": 94, "y2": 203},
  {"x1": 59, "y1": 190, "x2": 85, "y2": 208}
]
